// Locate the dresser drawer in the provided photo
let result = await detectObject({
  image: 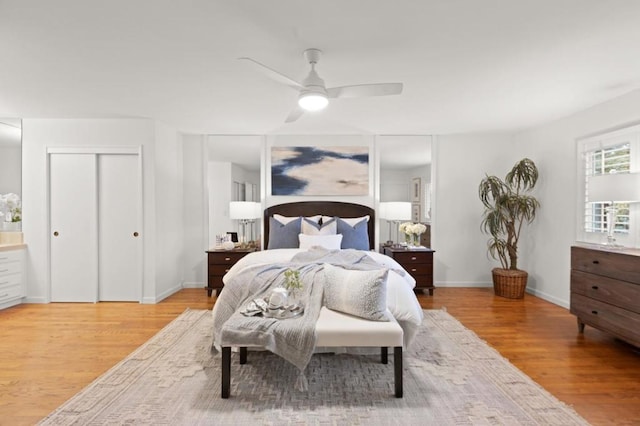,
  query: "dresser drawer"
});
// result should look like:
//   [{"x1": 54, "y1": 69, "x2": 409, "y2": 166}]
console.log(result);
[
  {"x1": 208, "y1": 275, "x2": 224, "y2": 288},
  {"x1": 392, "y1": 251, "x2": 432, "y2": 265},
  {"x1": 412, "y1": 274, "x2": 433, "y2": 287},
  {"x1": 0, "y1": 272, "x2": 21, "y2": 288},
  {"x1": 0, "y1": 250, "x2": 22, "y2": 264},
  {"x1": 571, "y1": 293, "x2": 640, "y2": 347},
  {"x1": 571, "y1": 270, "x2": 640, "y2": 313},
  {"x1": 571, "y1": 246, "x2": 640, "y2": 284},
  {"x1": 0, "y1": 282, "x2": 22, "y2": 303},
  {"x1": 0, "y1": 261, "x2": 21, "y2": 277}
]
